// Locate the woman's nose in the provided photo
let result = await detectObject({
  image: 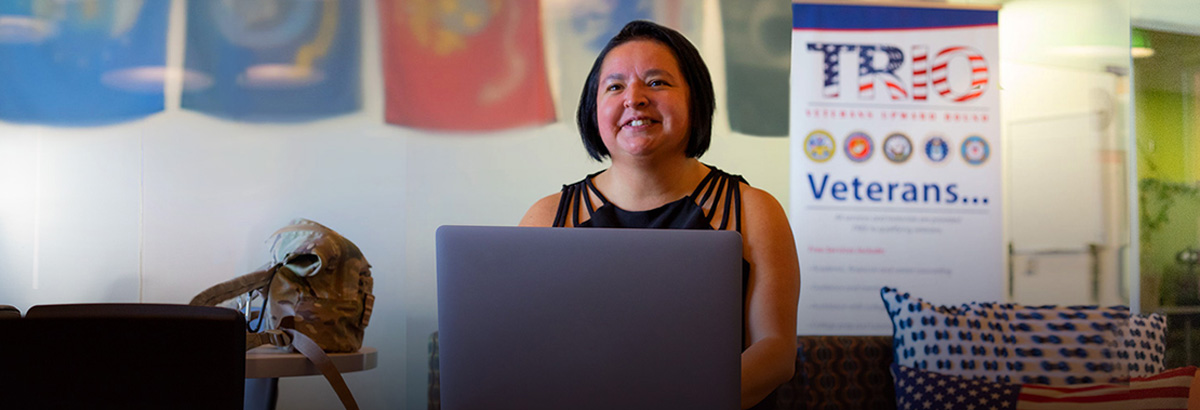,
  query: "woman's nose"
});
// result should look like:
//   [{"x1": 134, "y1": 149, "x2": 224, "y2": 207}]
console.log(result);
[{"x1": 623, "y1": 86, "x2": 649, "y2": 108}]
